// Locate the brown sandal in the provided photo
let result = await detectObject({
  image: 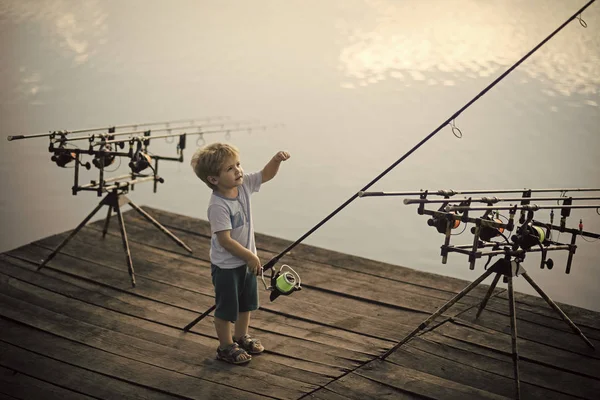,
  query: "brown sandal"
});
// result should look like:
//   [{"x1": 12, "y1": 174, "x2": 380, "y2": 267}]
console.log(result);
[
  {"x1": 216, "y1": 343, "x2": 252, "y2": 364},
  {"x1": 235, "y1": 334, "x2": 264, "y2": 354}
]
